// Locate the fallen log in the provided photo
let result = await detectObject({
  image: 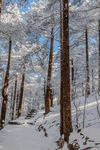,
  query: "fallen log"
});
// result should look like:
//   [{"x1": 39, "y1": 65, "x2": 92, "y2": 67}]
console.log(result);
[{"x1": 8, "y1": 121, "x2": 34, "y2": 125}]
